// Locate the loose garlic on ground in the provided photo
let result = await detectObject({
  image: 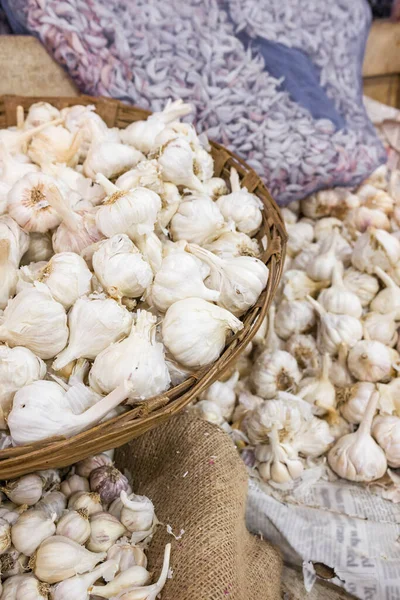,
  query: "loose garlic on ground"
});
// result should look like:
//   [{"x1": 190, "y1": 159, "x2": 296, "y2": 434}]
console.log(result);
[
  {"x1": 371, "y1": 267, "x2": 400, "y2": 313},
  {"x1": 342, "y1": 267, "x2": 379, "y2": 307},
  {"x1": 328, "y1": 392, "x2": 387, "y2": 482},
  {"x1": 275, "y1": 299, "x2": 316, "y2": 340},
  {"x1": 317, "y1": 263, "x2": 362, "y2": 318},
  {"x1": 298, "y1": 354, "x2": 337, "y2": 420},
  {"x1": 372, "y1": 415, "x2": 400, "y2": 468},
  {"x1": 348, "y1": 340, "x2": 396, "y2": 382},
  {"x1": 307, "y1": 296, "x2": 363, "y2": 355},
  {"x1": 251, "y1": 350, "x2": 301, "y2": 398},
  {"x1": 2, "y1": 474, "x2": 43, "y2": 506}
]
